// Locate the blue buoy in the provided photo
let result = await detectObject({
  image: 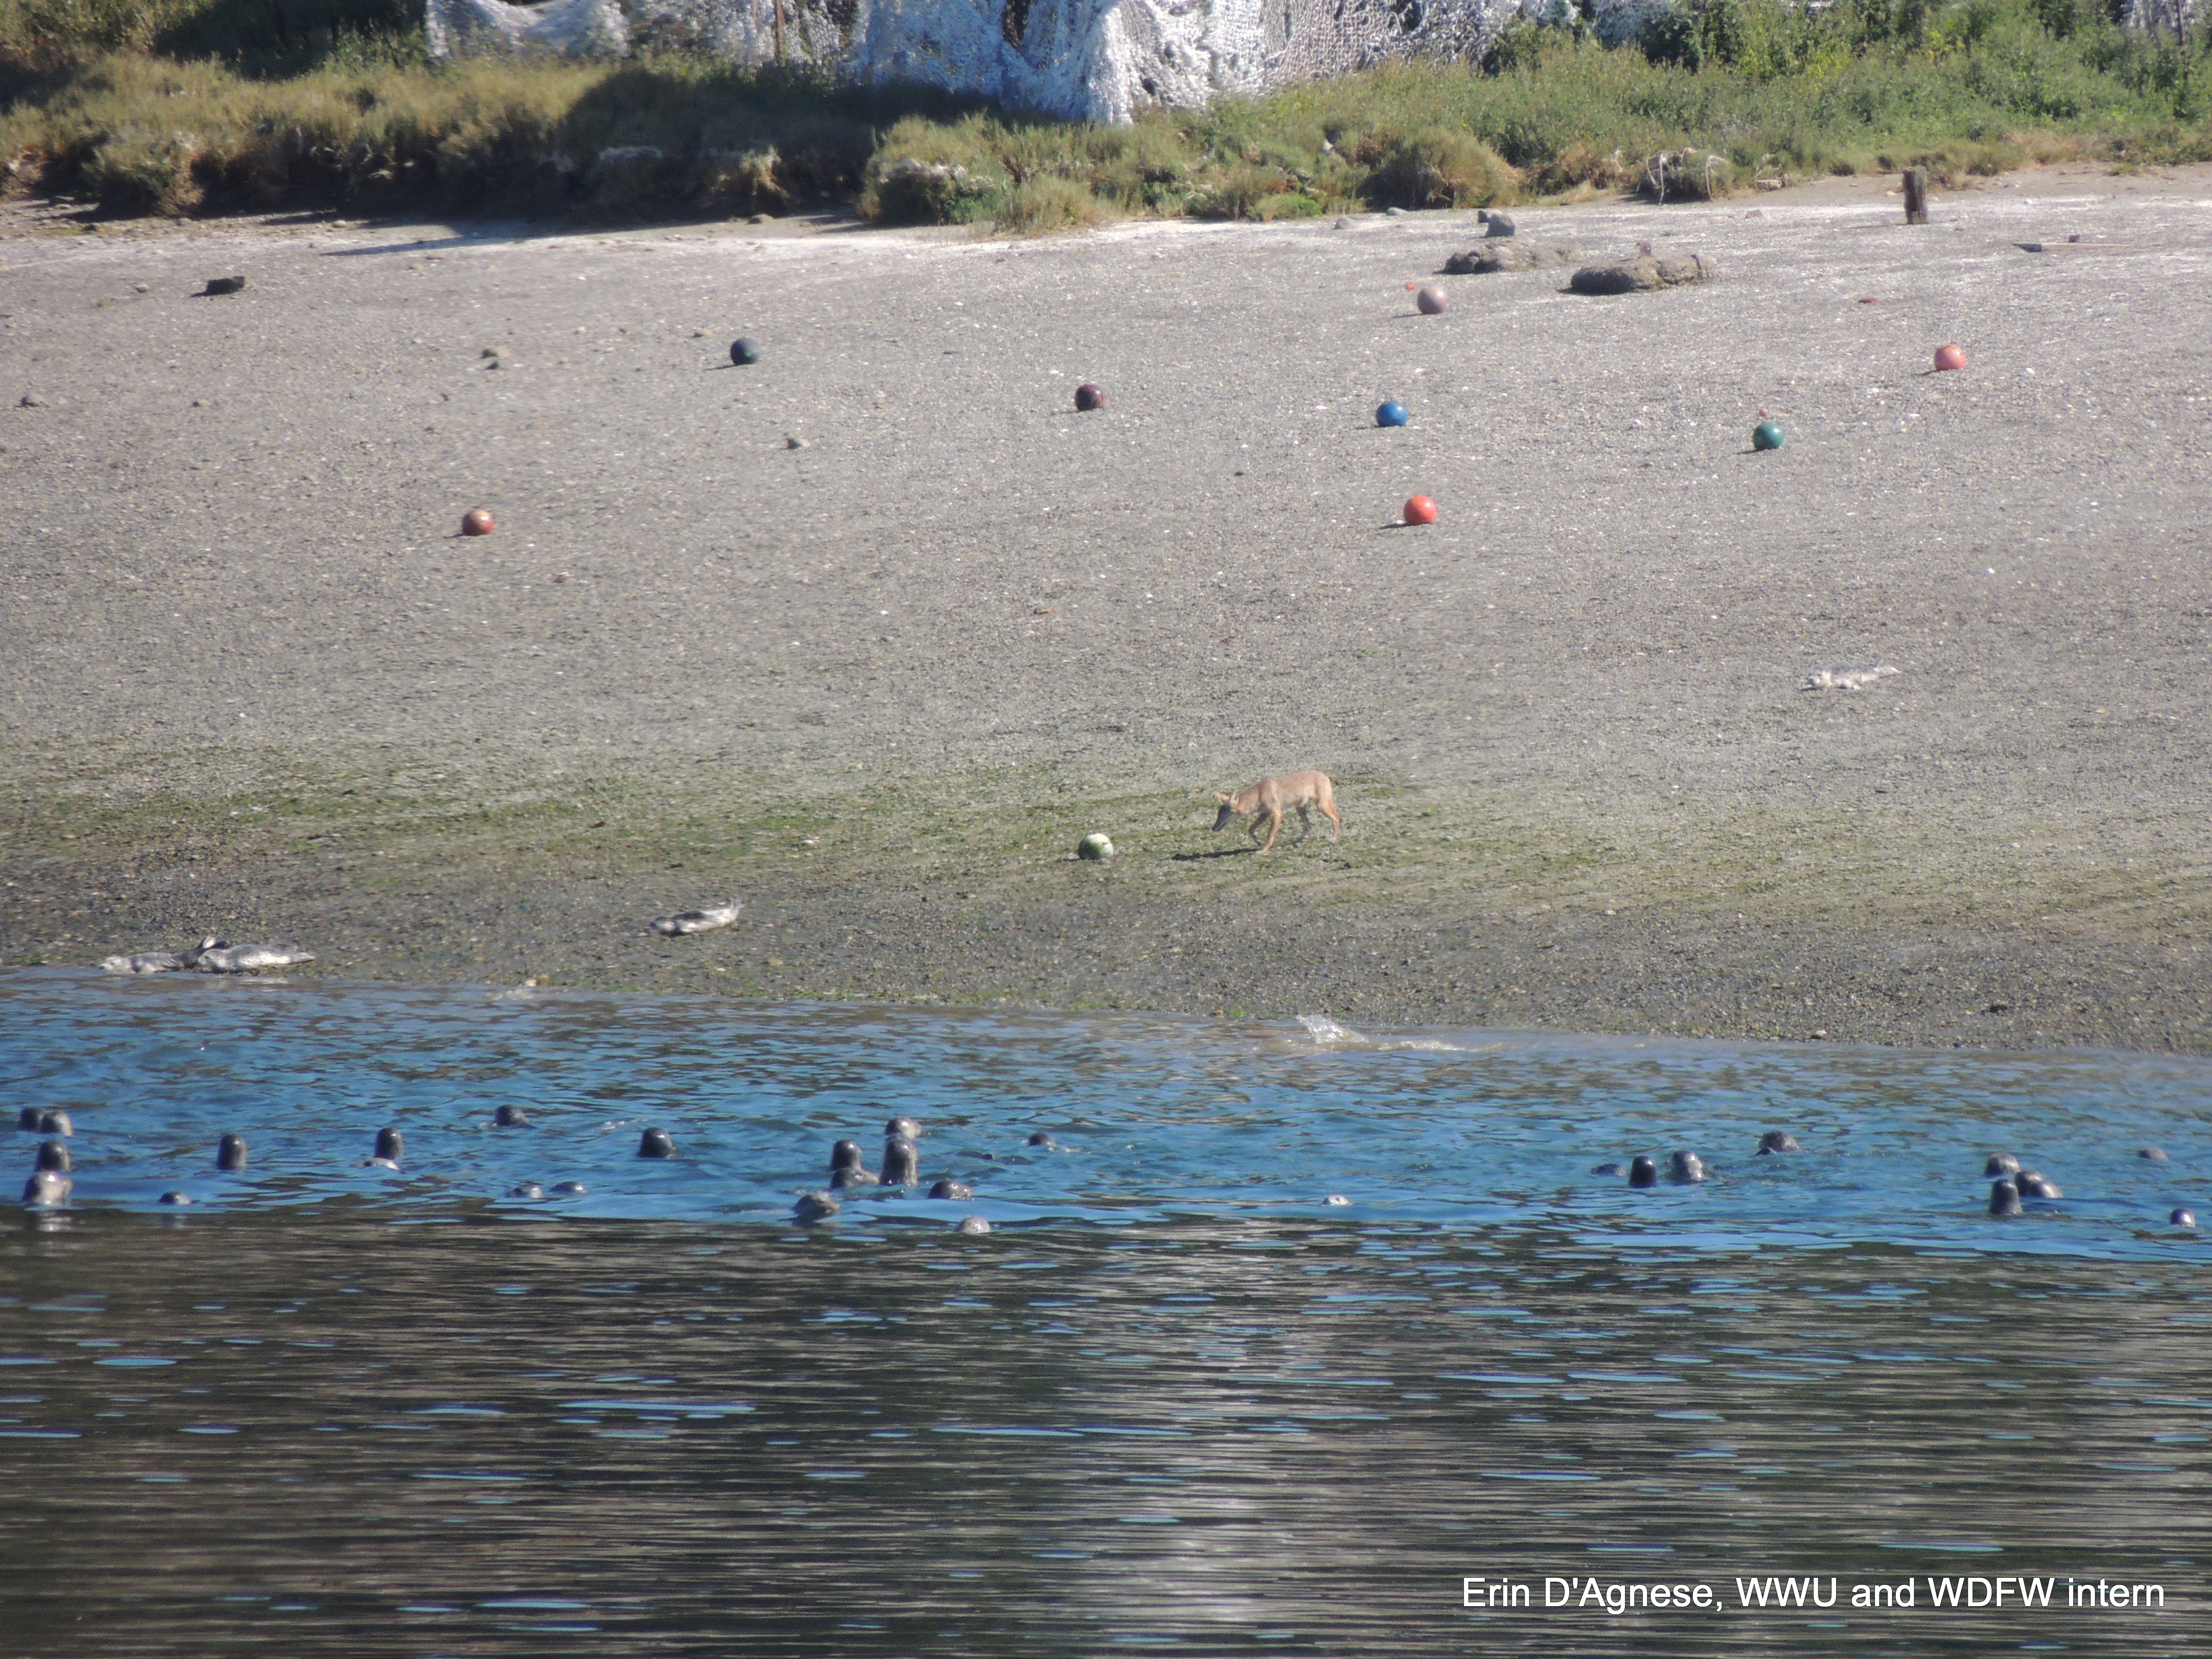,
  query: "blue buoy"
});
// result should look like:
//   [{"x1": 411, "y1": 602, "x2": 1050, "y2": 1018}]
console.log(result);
[{"x1": 1376, "y1": 400, "x2": 1409, "y2": 428}]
